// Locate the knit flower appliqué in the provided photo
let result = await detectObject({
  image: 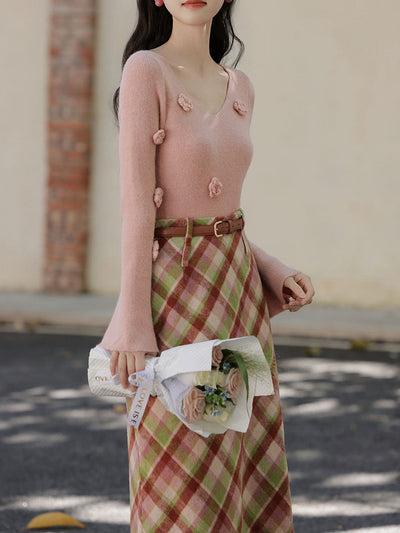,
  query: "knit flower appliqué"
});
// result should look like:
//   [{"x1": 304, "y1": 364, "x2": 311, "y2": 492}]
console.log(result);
[
  {"x1": 152, "y1": 128, "x2": 166, "y2": 145},
  {"x1": 208, "y1": 177, "x2": 223, "y2": 198},
  {"x1": 152, "y1": 240, "x2": 159, "y2": 261},
  {"x1": 153, "y1": 186, "x2": 164, "y2": 208},
  {"x1": 233, "y1": 100, "x2": 247, "y2": 116},
  {"x1": 177, "y1": 93, "x2": 193, "y2": 112}
]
